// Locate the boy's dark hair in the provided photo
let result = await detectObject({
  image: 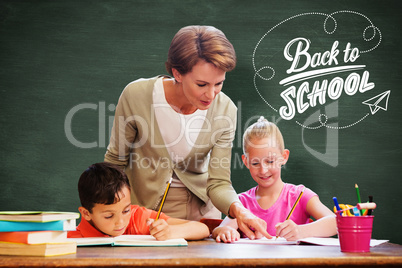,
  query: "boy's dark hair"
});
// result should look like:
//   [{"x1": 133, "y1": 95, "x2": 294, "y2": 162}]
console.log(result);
[{"x1": 78, "y1": 162, "x2": 131, "y2": 213}]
